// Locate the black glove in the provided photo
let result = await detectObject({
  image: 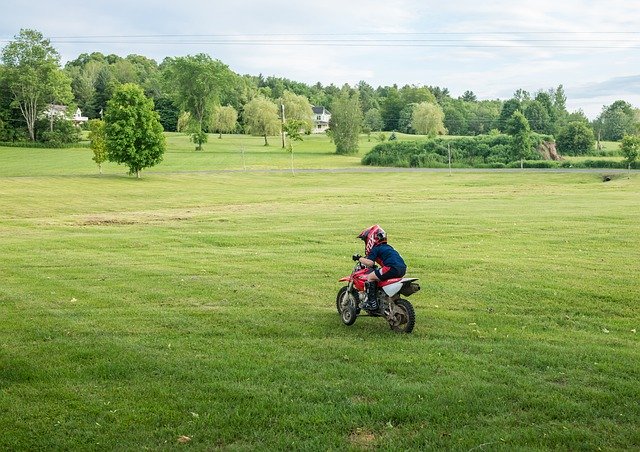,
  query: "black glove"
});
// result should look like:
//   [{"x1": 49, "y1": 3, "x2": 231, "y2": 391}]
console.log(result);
[{"x1": 352, "y1": 253, "x2": 362, "y2": 261}]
